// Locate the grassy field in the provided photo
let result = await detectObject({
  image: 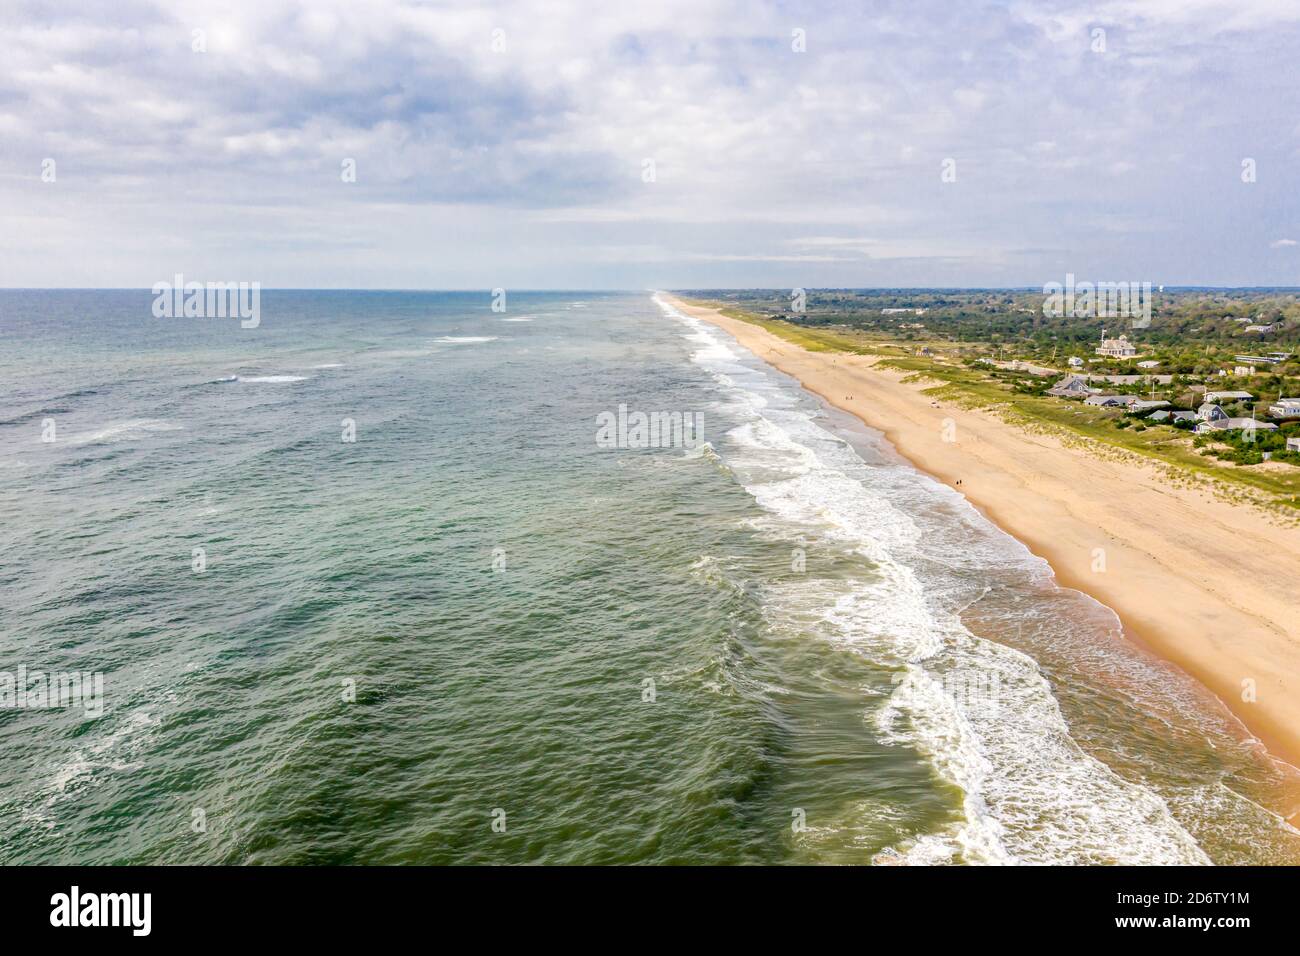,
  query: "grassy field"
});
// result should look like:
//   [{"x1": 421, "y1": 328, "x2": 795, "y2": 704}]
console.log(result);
[{"x1": 687, "y1": 299, "x2": 1300, "y2": 512}]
